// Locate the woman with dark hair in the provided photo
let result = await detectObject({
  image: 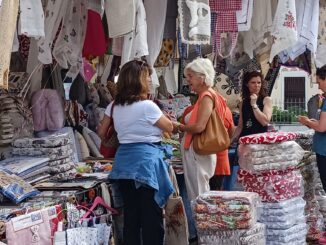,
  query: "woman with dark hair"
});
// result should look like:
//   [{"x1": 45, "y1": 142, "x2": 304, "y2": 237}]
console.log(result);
[
  {"x1": 232, "y1": 71, "x2": 273, "y2": 141},
  {"x1": 98, "y1": 59, "x2": 174, "y2": 245},
  {"x1": 298, "y1": 65, "x2": 326, "y2": 192}
]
